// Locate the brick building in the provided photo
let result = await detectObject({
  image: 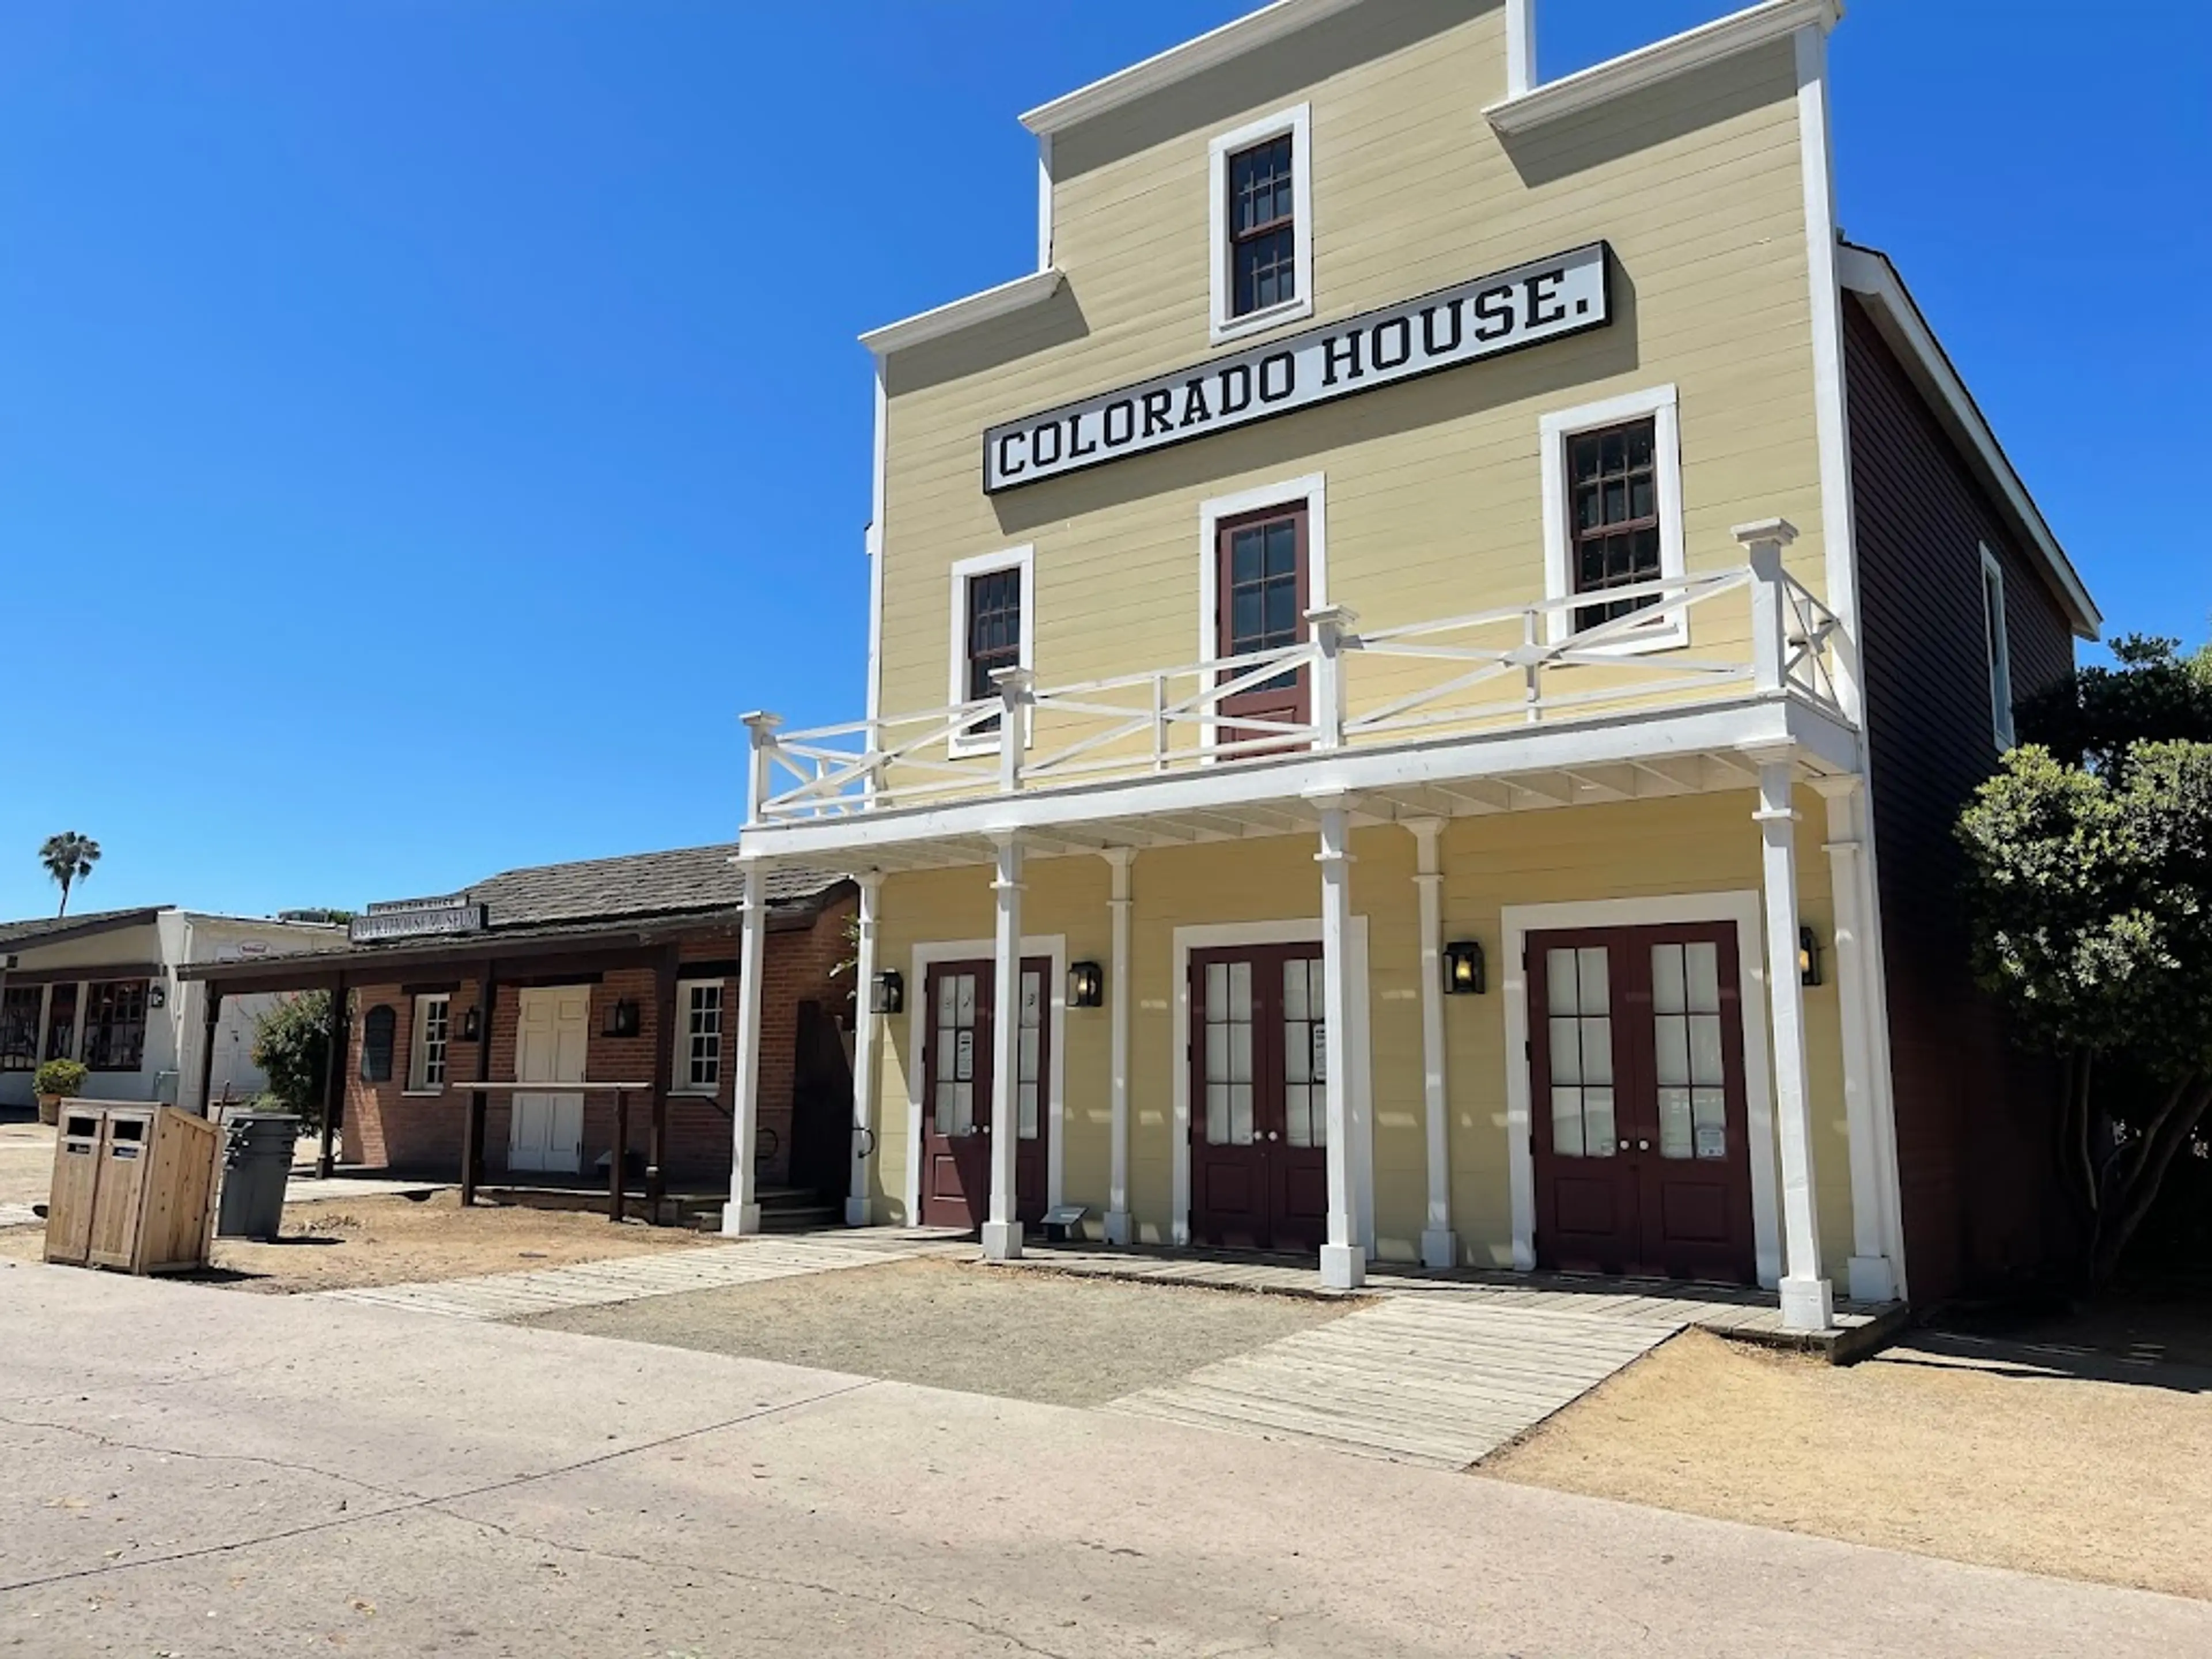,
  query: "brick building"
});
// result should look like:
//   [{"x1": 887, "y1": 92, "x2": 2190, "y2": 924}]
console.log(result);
[{"x1": 180, "y1": 846, "x2": 854, "y2": 1214}]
